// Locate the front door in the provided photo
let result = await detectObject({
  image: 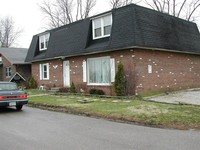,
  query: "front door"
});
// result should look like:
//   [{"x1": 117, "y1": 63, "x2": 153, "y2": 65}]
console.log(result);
[{"x1": 63, "y1": 61, "x2": 70, "y2": 87}]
